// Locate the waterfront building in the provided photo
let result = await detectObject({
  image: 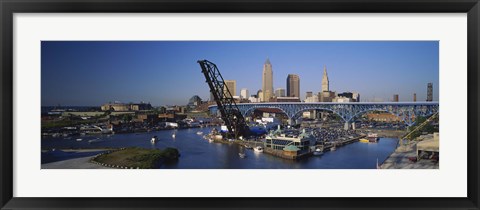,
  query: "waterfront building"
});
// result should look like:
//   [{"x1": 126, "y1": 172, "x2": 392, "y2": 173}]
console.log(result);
[
  {"x1": 427, "y1": 83, "x2": 433, "y2": 101},
  {"x1": 322, "y1": 65, "x2": 329, "y2": 92},
  {"x1": 101, "y1": 102, "x2": 152, "y2": 111},
  {"x1": 262, "y1": 59, "x2": 274, "y2": 102},
  {"x1": 413, "y1": 93, "x2": 417, "y2": 102},
  {"x1": 265, "y1": 128, "x2": 314, "y2": 155},
  {"x1": 275, "y1": 88, "x2": 286, "y2": 97},
  {"x1": 286, "y1": 74, "x2": 300, "y2": 98},
  {"x1": 223, "y1": 80, "x2": 237, "y2": 98},
  {"x1": 393, "y1": 94, "x2": 399, "y2": 102},
  {"x1": 240, "y1": 88, "x2": 249, "y2": 99}
]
